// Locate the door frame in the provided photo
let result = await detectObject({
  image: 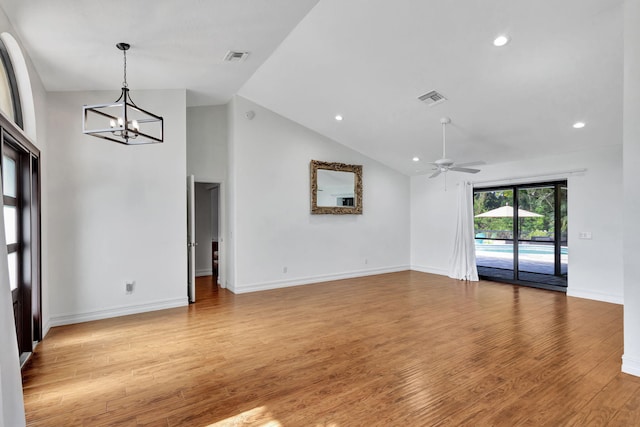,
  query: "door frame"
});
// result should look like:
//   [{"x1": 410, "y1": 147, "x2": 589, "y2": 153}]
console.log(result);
[
  {"x1": 187, "y1": 177, "x2": 226, "y2": 299},
  {"x1": 187, "y1": 175, "x2": 196, "y2": 302},
  {"x1": 0, "y1": 113, "x2": 41, "y2": 365}
]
